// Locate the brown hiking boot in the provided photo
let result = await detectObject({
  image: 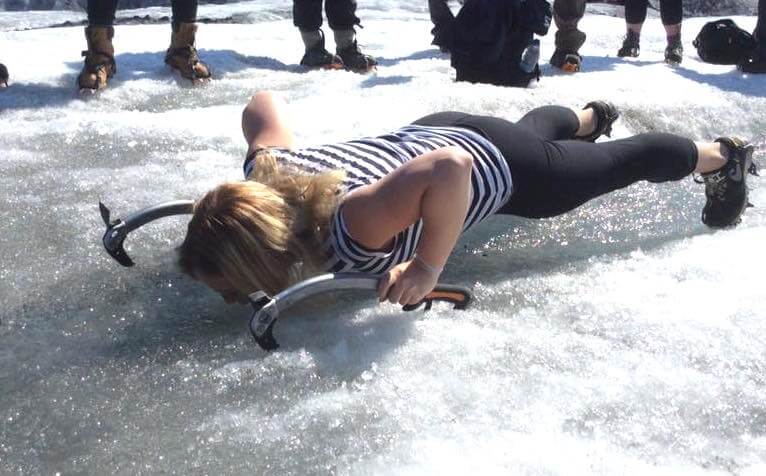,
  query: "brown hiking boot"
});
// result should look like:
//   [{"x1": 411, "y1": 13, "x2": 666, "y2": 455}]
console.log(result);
[
  {"x1": 165, "y1": 22, "x2": 211, "y2": 82},
  {"x1": 77, "y1": 26, "x2": 116, "y2": 92}
]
